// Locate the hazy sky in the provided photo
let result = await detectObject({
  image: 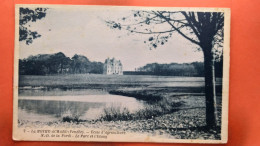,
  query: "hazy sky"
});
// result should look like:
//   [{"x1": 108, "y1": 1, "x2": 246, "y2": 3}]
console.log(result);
[{"x1": 19, "y1": 6, "x2": 203, "y2": 71}]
